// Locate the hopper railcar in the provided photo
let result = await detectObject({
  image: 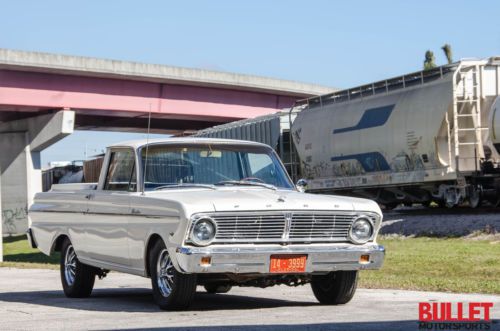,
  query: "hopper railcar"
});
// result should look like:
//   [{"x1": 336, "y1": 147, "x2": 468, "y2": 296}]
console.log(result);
[{"x1": 292, "y1": 57, "x2": 500, "y2": 208}]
